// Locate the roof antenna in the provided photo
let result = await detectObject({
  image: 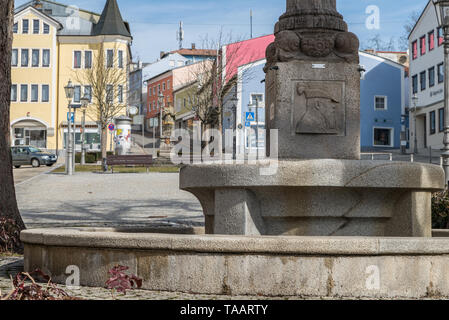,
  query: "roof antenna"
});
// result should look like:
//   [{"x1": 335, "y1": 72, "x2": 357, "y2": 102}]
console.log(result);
[
  {"x1": 177, "y1": 21, "x2": 184, "y2": 50},
  {"x1": 250, "y1": 9, "x2": 253, "y2": 39}
]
